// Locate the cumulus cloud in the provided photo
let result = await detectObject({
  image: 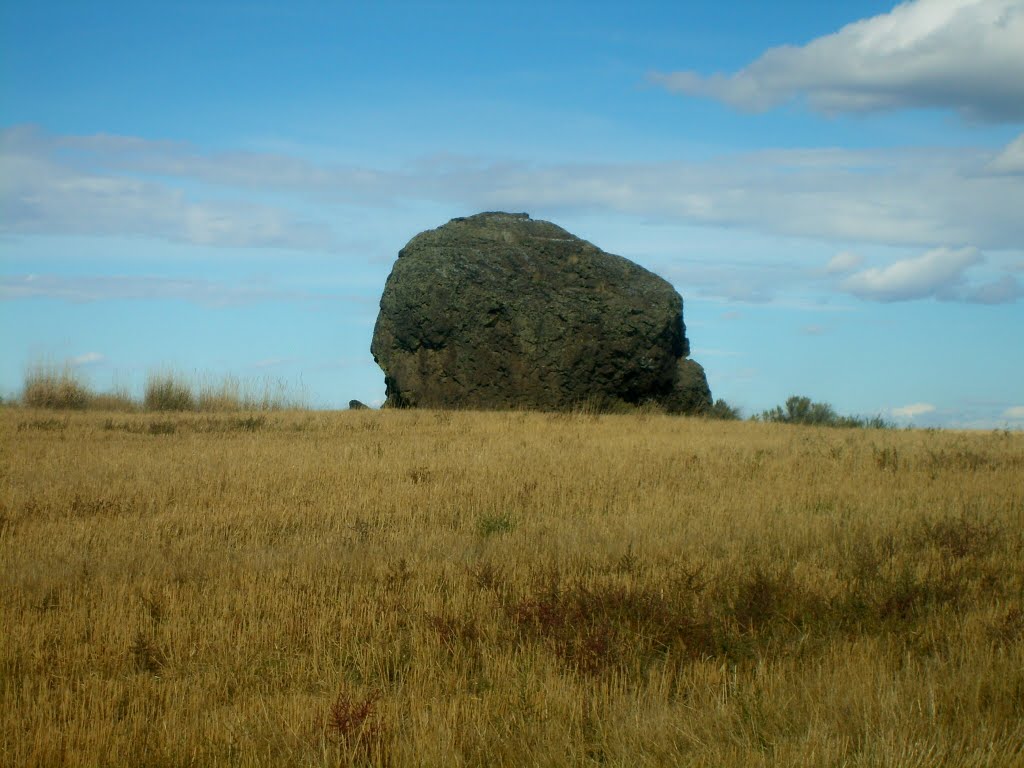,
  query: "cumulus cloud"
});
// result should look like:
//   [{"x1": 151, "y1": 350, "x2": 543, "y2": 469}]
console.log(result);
[
  {"x1": 841, "y1": 246, "x2": 984, "y2": 301},
  {"x1": 826, "y1": 251, "x2": 864, "y2": 274},
  {"x1": 892, "y1": 402, "x2": 937, "y2": 418},
  {"x1": 988, "y1": 133, "x2": 1024, "y2": 174},
  {"x1": 839, "y1": 248, "x2": 1021, "y2": 303},
  {"x1": 1003, "y1": 405, "x2": 1024, "y2": 419},
  {"x1": 70, "y1": 352, "x2": 105, "y2": 366},
  {"x1": 650, "y1": 0, "x2": 1024, "y2": 121}
]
